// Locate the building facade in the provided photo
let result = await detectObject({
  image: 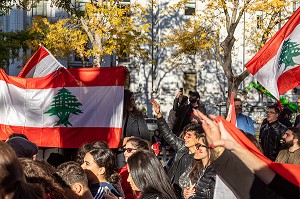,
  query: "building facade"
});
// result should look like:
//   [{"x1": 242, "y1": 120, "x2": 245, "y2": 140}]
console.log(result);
[{"x1": 1, "y1": 0, "x2": 300, "y2": 122}]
